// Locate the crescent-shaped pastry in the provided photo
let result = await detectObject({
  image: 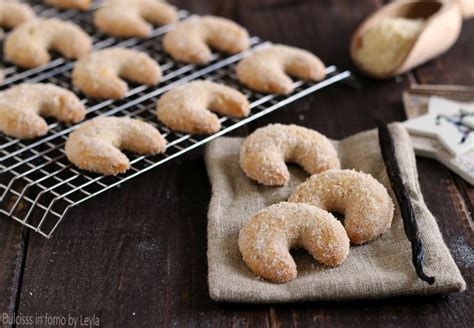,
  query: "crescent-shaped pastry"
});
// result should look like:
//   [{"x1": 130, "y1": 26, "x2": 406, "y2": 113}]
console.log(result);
[
  {"x1": 163, "y1": 15, "x2": 250, "y2": 64},
  {"x1": 94, "y1": 0, "x2": 177, "y2": 38},
  {"x1": 65, "y1": 117, "x2": 167, "y2": 175},
  {"x1": 0, "y1": 83, "x2": 86, "y2": 139},
  {"x1": 236, "y1": 45, "x2": 326, "y2": 95},
  {"x1": 4, "y1": 18, "x2": 91, "y2": 68},
  {"x1": 240, "y1": 124, "x2": 340, "y2": 186},
  {"x1": 156, "y1": 80, "x2": 250, "y2": 134},
  {"x1": 239, "y1": 202, "x2": 350, "y2": 283},
  {"x1": 289, "y1": 169, "x2": 394, "y2": 244},
  {"x1": 72, "y1": 48, "x2": 161, "y2": 99}
]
